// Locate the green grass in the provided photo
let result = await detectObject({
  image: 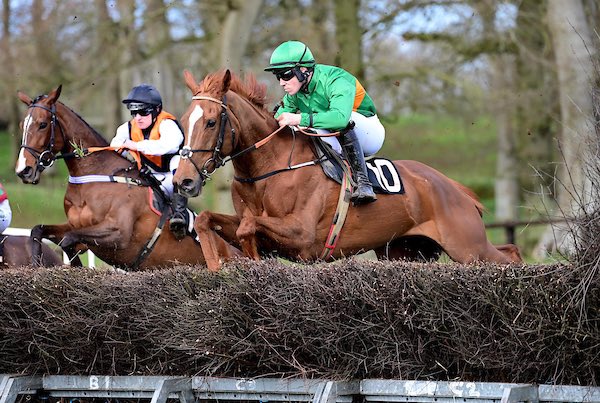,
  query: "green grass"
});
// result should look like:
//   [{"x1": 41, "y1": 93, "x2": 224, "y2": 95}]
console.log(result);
[{"x1": 380, "y1": 114, "x2": 497, "y2": 194}]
